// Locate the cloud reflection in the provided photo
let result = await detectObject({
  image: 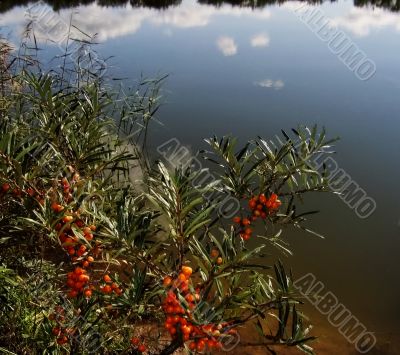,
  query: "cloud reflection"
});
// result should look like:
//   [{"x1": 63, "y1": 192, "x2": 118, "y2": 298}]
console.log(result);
[
  {"x1": 332, "y1": 7, "x2": 400, "y2": 36},
  {"x1": 0, "y1": 2, "x2": 271, "y2": 43},
  {"x1": 255, "y1": 79, "x2": 284, "y2": 90},
  {"x1": 281, "y1": 1, "x2": 400, "y2": 37},
  {"x1": 250, "y1": 33, "x2": 270, "y2": 47},
  {"x1": 216, "y1": 36, "x2": 237, "y2": 56}
]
